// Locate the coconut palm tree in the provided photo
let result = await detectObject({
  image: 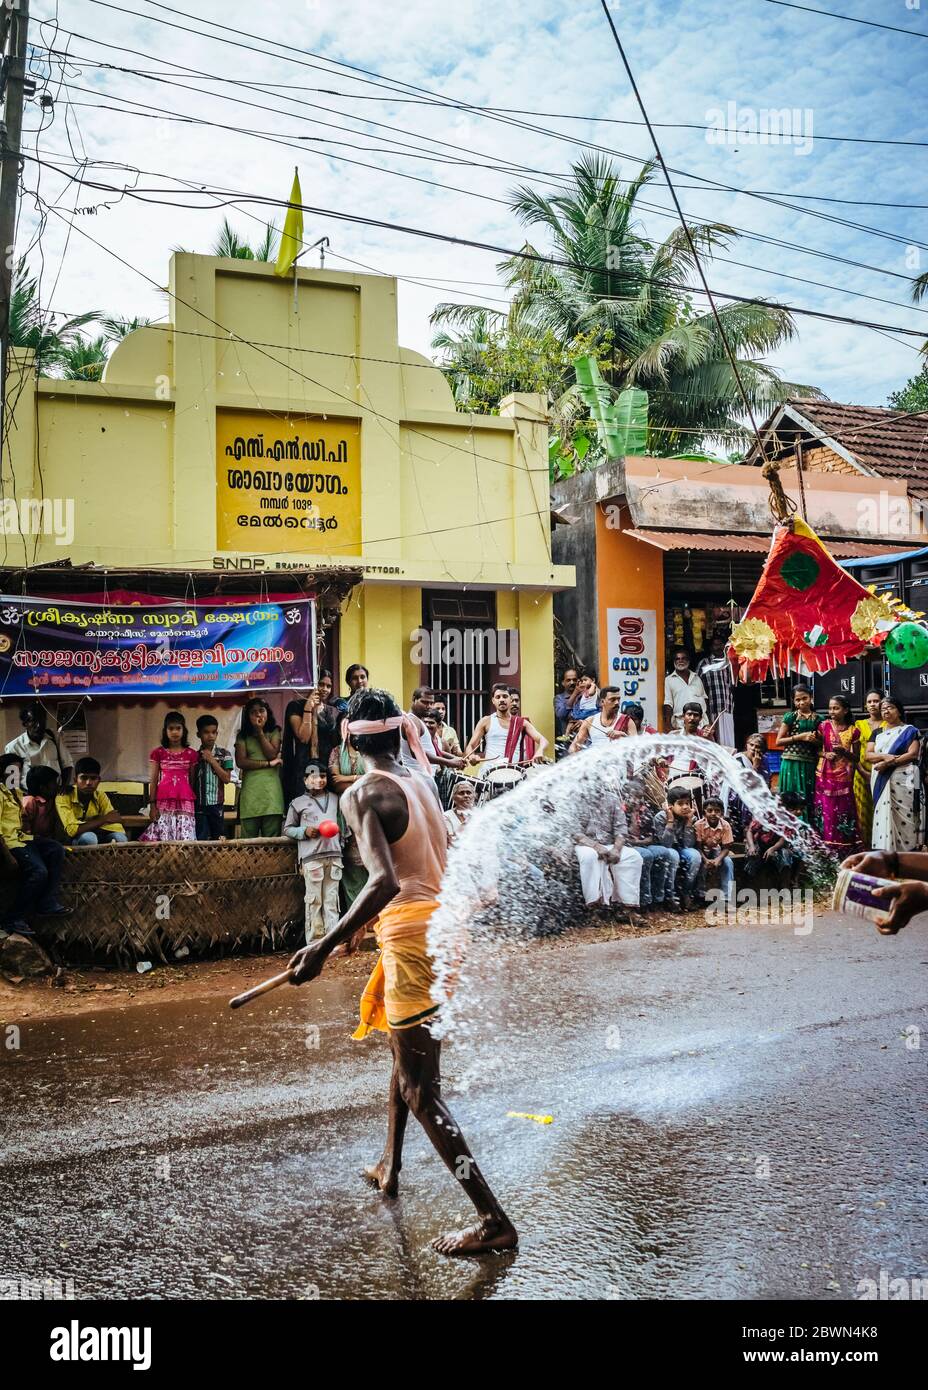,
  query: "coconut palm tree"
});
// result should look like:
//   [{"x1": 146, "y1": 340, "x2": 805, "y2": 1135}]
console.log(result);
[
  {"x1": 210, "y1": 218, "x2": 278, "y2": 262},
  {"x1": 429, "y1": 307, "x2": 505, "y2": 407},
  {"x1": 100, "y1": 315, "x2": 152, "y2": 342},
  {"x1": 8, "y1": 259, "x2": 101, "y2": 375},
  {"x1": 172, "y1": 218, "x2": 279, "y2": 265},
  {"x1": 432, "y1": 155, "x2": 820, "y2": 456},
  {"x1": 58, "y1": 334, "x2": 110, "y2": 382}
]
